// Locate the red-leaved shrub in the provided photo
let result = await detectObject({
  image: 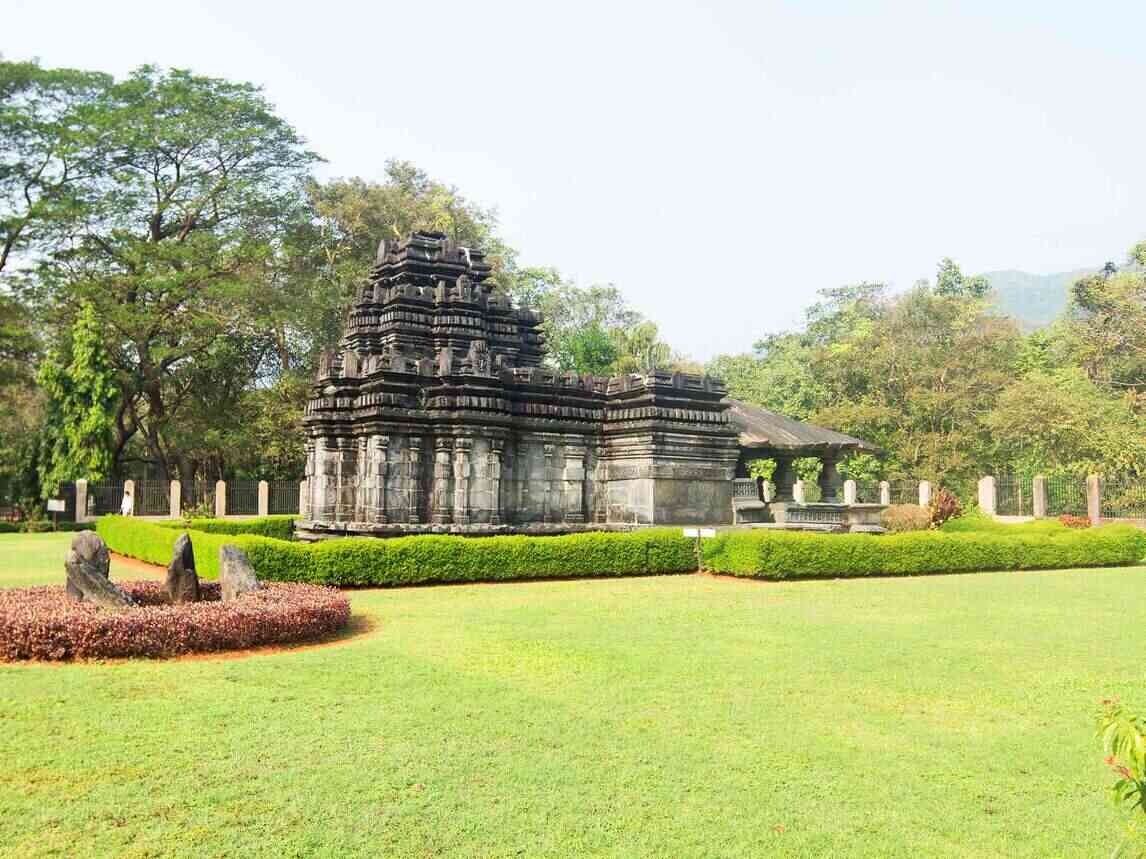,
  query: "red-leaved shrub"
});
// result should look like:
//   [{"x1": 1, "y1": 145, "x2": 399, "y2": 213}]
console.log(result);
[
  {"x1": 929, "y1": 488, "x2": 963, "y2": 528},
  {"x1": 1059, "y1": 514, "x2": 1091, "y2": 529},
  {"x1": 880, "y1": 504, "x2": 932, "y2": 533},
  {"x1": 0, "y1": 581, "x2": 351, "y2": 661}
]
